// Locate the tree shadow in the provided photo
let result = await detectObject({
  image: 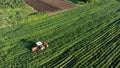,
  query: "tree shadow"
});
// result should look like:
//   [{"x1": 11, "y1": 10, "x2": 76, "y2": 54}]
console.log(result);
[
  {"x1": 116, "y1": 0, "x2": 120, "y2": 2},
  {"x1": 20, "y1": 39, "x2": 36, "y2": 51},
  {"x1": 68, "y1": 0, "x2": 87, "y2": 3},
  {"x1": 28, "y1": 12, "x2": 39, "y2": 16},
  {"x1": 116, "y1": 9, "x2": 120, "y2": 12}
]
